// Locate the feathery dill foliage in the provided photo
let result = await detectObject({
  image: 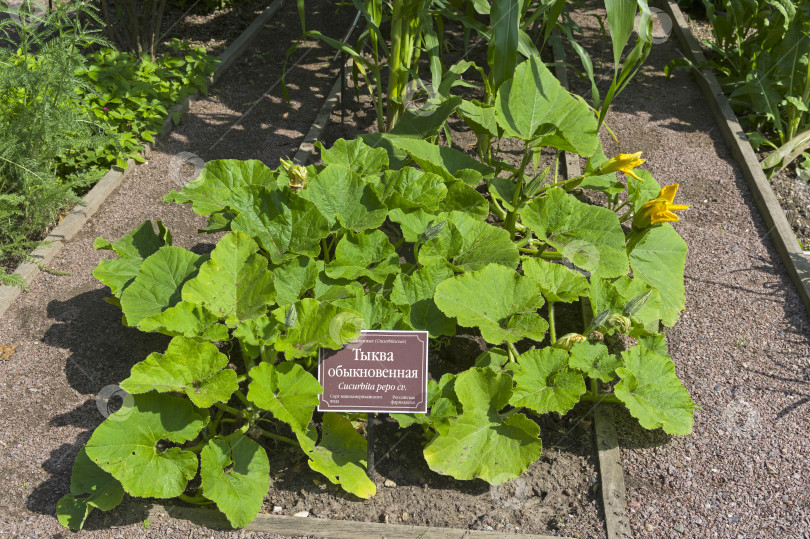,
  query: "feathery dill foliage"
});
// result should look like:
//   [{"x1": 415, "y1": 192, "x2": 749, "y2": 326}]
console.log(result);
[{"x1": 0, "y1": 0, "x2": 112, "y2": 287}]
